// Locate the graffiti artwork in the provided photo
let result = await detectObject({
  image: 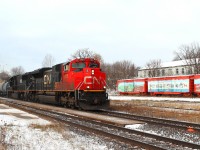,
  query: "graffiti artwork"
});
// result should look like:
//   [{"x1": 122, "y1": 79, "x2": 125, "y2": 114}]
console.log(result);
[
  {"x1": 117, "y1": 82, "x2": 145, "y2": 92},
  {"x1": 148, "y1": 79, "x2": 189, "y2": 92}
]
